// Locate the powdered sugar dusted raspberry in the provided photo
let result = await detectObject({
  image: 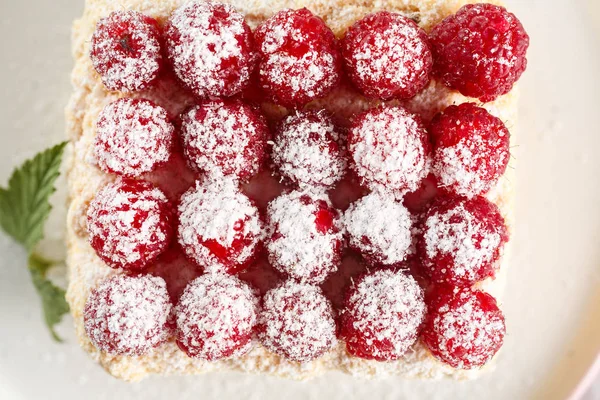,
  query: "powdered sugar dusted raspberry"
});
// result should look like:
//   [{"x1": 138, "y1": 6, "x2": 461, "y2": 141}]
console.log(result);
[
  {"x1": 341, "y1": 12, "x2": 432, "y2": 100},
  {"x1": 430, "y1": 103, "x2": 510, "y2": 198},
  {"x1": 348, "y1": 106, "x2": 430, "y2": 196},
  {"x1": 177, "y1": 177, "x2": 263, "y2": 274},
  {"x1": 344, "y1": 192, "x2": 413, "y2": 266},
  {"x1": 419, "y1": 196, "x2": 508, "y2": 286},
  {"x1": 94, "y1": 98, "x2": 174, "y2": 177},
  {"x1": 340, "y1": 269, "x2": 425, "y2": 361},
  {"x1": 266, "y1": 190, "x2": 343, "y2": 284},
  {"x1": 175, "y1": 273, "x2": 258, "y2": 361},
  {"x1": 271, "y1": 110, "x2": 346, "y2": 188},
  {"x1": 90, "y1": 11, "x2": 162, "y2": 92},
  {"x1": 257, "y1": 280, "x2": 337, "y2": 362},
  {"x1": 254, "y1": 8, "x2": 342, "y2": 107},
  {"x1": 422, "y1": 286, "x2": 506, "y2": 369},
  {"x1": 180, "y1": 99, "x2": 268, "y2": 181},
  {"x1": 165, "y1": 1, "x2": 256, "y2": 98},
  {"x1": 84, "y1": 275, "x2": 171, "y2": 356},
  {"x1": 430, "y1": 3, "x2": 530, "y2": 102},
  {"x1": 87, "y1": 178, "x2": 173, "y2": 272}
]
